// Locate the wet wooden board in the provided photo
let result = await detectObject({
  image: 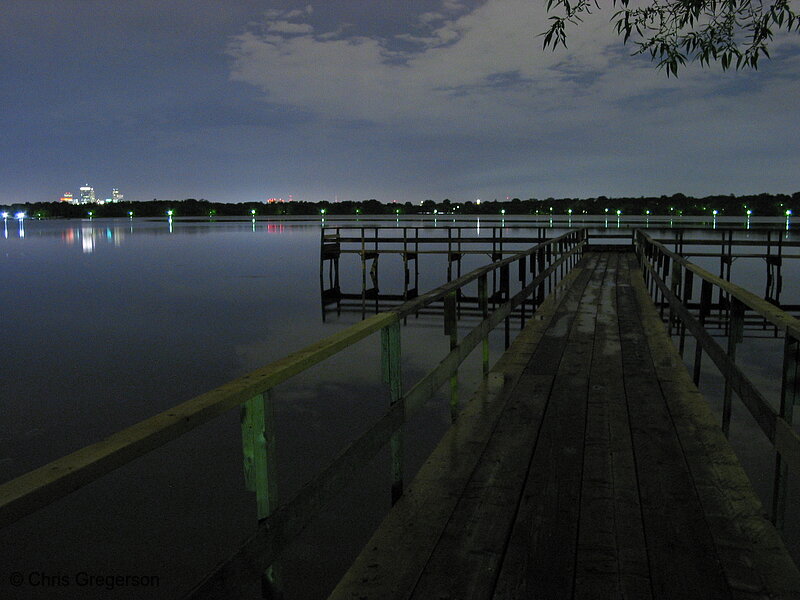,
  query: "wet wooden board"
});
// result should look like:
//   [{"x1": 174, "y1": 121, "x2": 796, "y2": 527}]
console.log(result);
[
  {"x1": 572, "y1": 252, "x2": 651, "y2": 600},
  {"x1": 328, "y1": 252, "x2": 800, "y2": 600},
  {"x1": 491, "y1": 254, "x2": 608, "y2": 599},
  {"x1": 617, "y1": 255, "x2": 730, "y2": 599}
]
